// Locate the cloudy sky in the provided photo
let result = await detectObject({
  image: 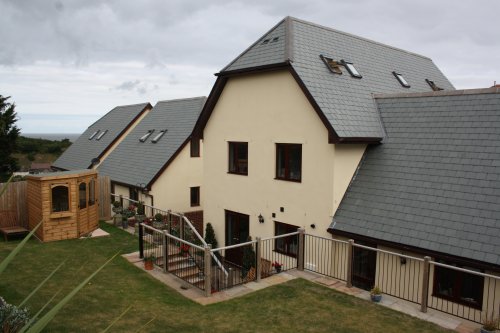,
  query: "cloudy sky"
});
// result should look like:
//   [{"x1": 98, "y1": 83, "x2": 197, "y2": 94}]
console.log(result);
[{"x1": 1, "y1": 0, "x2": 499, "y2": 134}]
